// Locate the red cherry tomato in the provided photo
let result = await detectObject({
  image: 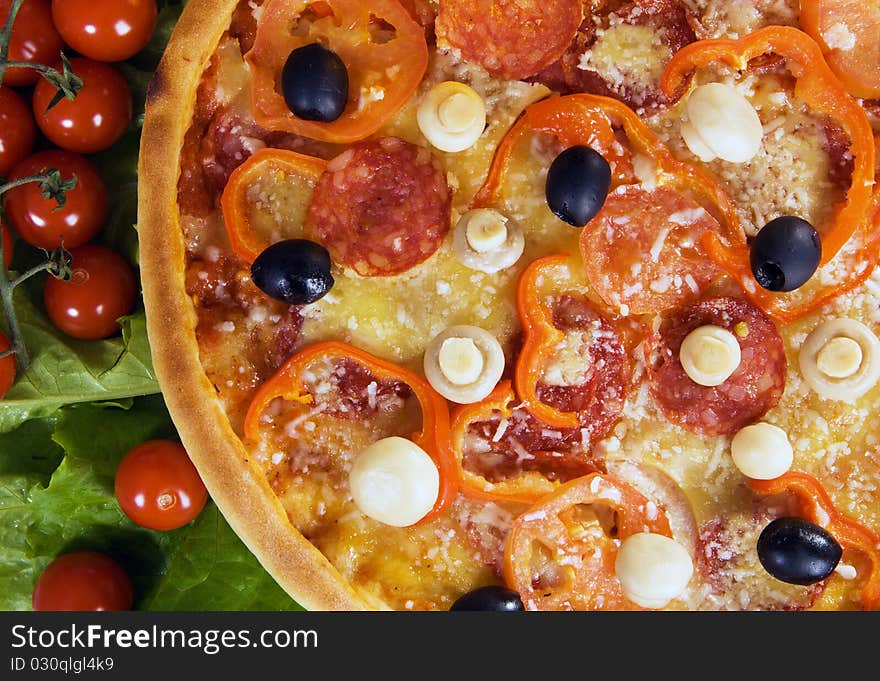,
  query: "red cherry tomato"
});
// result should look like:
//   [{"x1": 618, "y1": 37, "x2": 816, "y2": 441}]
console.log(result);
[
  {"x1": 33, "y1": 58, "x2": 132, "y2": 154},
  {"x1": 115, "y1": 440, "x2": 208, "y2": 531},
  {"x1": 0, "y1": 330, "x2": 15, "y2": 398},
  {"x1": 43, "y1": 245, "x2": 137, "y2": 340},
  {"x1": 0, "y1": 86, "x2": 36, "y2": 177},
  {"x1": 2, "y1": 220, "x2": 13, "y2": 270},
  {"x1": 5, "y1": 150, "x2": 108, "y2": 250},
  {"x1": 51, "y1": 0, "x2": 157, "y2": 63},
  {"x1": 32, "y1": 552, "x2": 133, "y2": 611},
  {"x1": 0, "y1": 0, "x2": 64, "y2": 87}
]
